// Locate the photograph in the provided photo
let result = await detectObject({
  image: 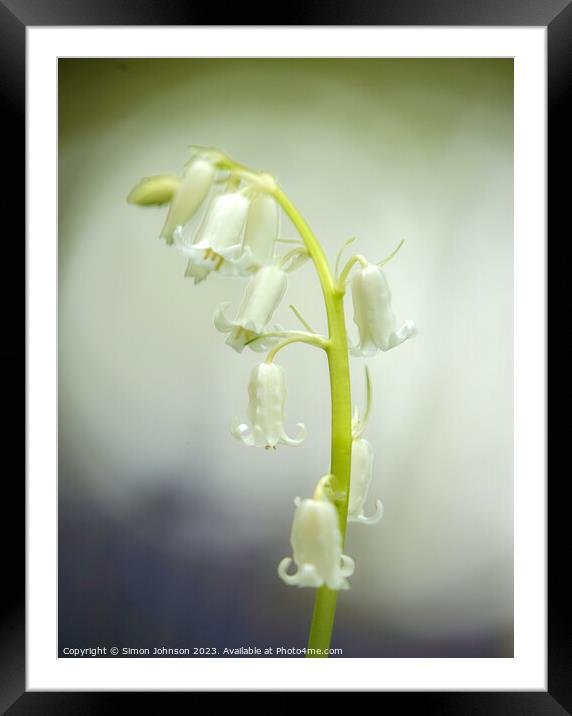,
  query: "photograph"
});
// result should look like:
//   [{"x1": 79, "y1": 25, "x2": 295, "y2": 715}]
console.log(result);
[{"x1": 58, "y1": 57, "x2": 514, "y2": 660}]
